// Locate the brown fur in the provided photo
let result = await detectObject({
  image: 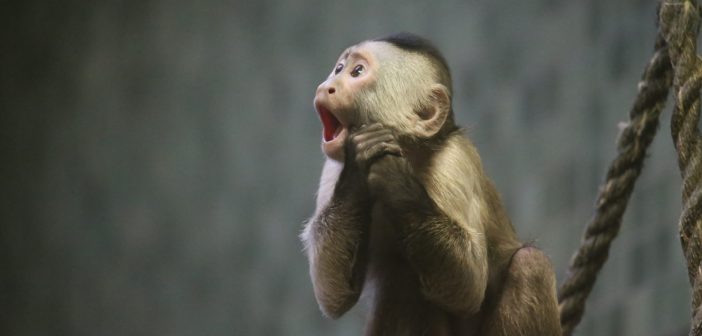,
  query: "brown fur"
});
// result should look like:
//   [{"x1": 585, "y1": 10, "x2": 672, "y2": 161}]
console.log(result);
[{"x1": 301, "y1": 34, "x2": 561, "y2": 335}]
